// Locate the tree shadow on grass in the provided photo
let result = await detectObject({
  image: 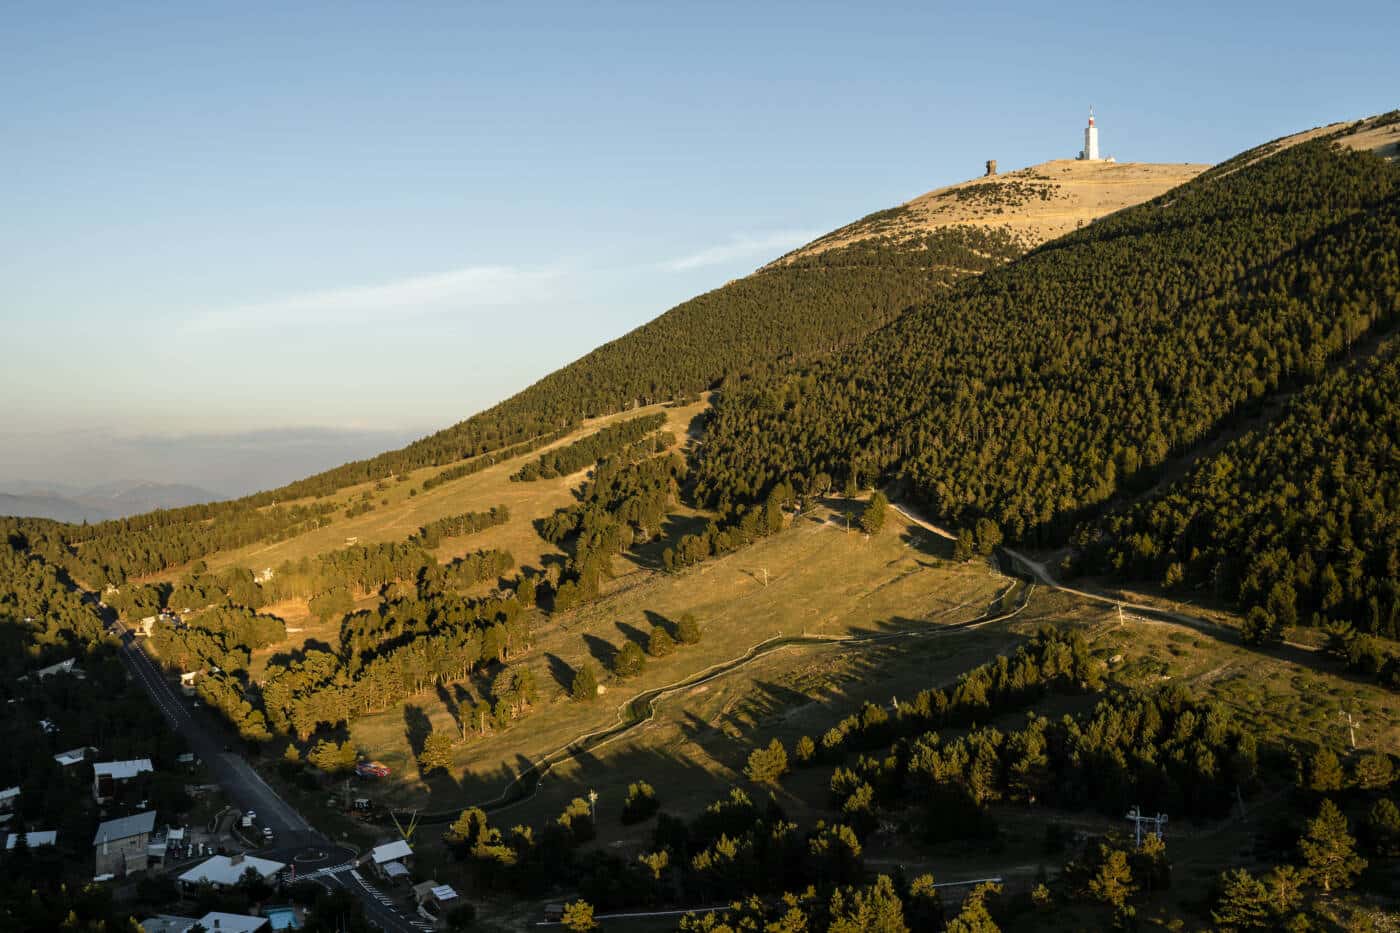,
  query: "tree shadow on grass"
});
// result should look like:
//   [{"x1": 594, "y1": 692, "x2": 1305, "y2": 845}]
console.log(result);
[
  {"x1": 403, "y1": 704, "x2": 432, "y2": 760},
  {"x1": 582, "y1": 634, "x2": 618, "y2": 671},
  {"x1": 628, "y1": 512, "x2": 711, "y2": 571},
  {"x1": 615, "y1": 620, "x2": 651, "y2": 651},
  {"x1": 644, "y1": 610, "x2": 679, "y2": 640},
  {"x1": 436, "y1": 683, "x2": 463, "y2": 738},
  {"x1": 265, "y1": 638, "x2": 336, "y2": 670},
  {"x1": 545, "y1": 653, "x2": 577, "y2": 693}
]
